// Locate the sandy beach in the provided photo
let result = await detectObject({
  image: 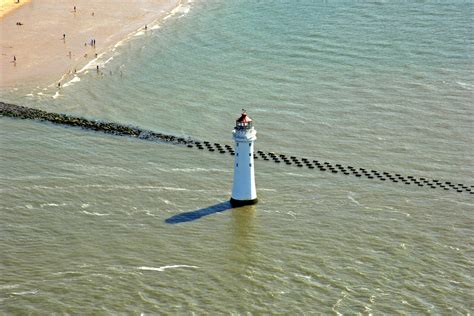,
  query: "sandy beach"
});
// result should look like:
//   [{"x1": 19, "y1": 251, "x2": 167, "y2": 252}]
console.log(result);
[{"x1": 0, "y1": 0, "x2": 181, "y2": 88}]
